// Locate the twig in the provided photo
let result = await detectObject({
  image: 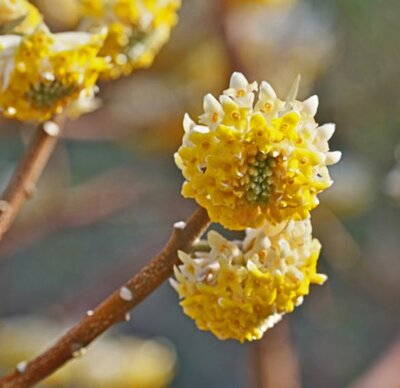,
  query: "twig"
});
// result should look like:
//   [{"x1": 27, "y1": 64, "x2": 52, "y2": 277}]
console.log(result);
[
  {"x1": 251, "y1": 321, "x2": 301, "y2": 388},
  {"x1": 349, "y1": 336, "x2": 400, "y2": 388},
  {"x1": 217, "y1": 0, "x2": 249, "y2": 75},
  {"x1": 0, "y1": 116, "x2": 65, "y2": 242},
  {"x1": 0, "y1": 206, "x2": 210, "y2": 387}
]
